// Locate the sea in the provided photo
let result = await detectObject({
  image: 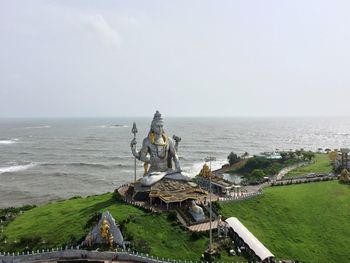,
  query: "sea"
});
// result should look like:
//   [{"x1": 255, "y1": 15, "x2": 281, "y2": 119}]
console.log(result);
[{"x1": 1, "y1": 117, "x2": 350, "y2": 208}]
